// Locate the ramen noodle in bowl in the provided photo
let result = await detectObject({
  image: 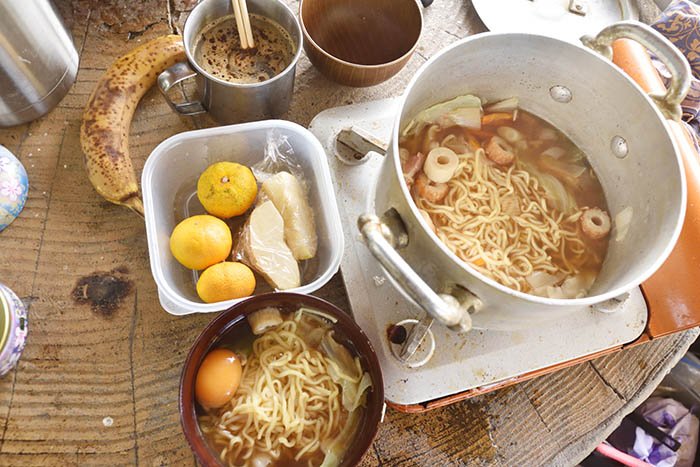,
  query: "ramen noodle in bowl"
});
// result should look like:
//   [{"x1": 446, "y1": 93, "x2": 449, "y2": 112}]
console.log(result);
[
  {"x1": 400, "y1": 95, "x2": 611, "y2": 299},
  {"x1": 195, "y1": 306, "x2": 372, "y2": 467}
]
